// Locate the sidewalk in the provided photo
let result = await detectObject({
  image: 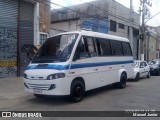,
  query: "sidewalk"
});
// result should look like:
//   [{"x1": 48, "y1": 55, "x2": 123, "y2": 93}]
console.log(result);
[
  {"x1": 0, "y1": 77, "x2": 32, "y2": 111},
  {"x1": 0, "y1": 77, "x2": 23, "y2": 95}
]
